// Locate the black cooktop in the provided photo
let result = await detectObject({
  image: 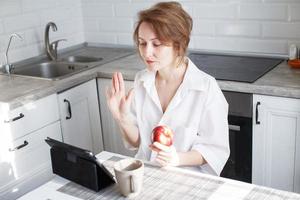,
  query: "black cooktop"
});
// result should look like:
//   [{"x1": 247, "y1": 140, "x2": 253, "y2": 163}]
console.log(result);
[{"x1": 188, "y1": 53, "x2": 283, "y2": 83}]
